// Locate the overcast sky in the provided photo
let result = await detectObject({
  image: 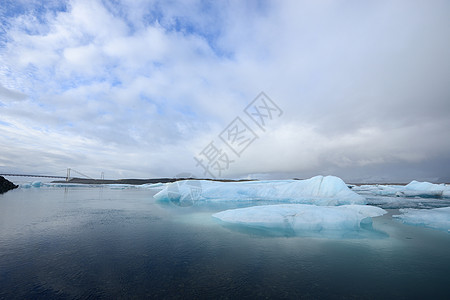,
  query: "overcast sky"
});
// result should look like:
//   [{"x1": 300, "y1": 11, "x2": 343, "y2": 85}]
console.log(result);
[{"x1": 1, "y1": 0, "x2": 449, "y2": 182}]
